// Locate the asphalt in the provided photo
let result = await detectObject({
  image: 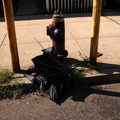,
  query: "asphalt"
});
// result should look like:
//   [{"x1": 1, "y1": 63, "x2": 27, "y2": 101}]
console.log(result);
[
  {"x1": 0, "y1": 83, "x2": 120, "y2": 120},
  {"x1": 0, "y1": 1, "x2": 120, "y2": 120}
]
